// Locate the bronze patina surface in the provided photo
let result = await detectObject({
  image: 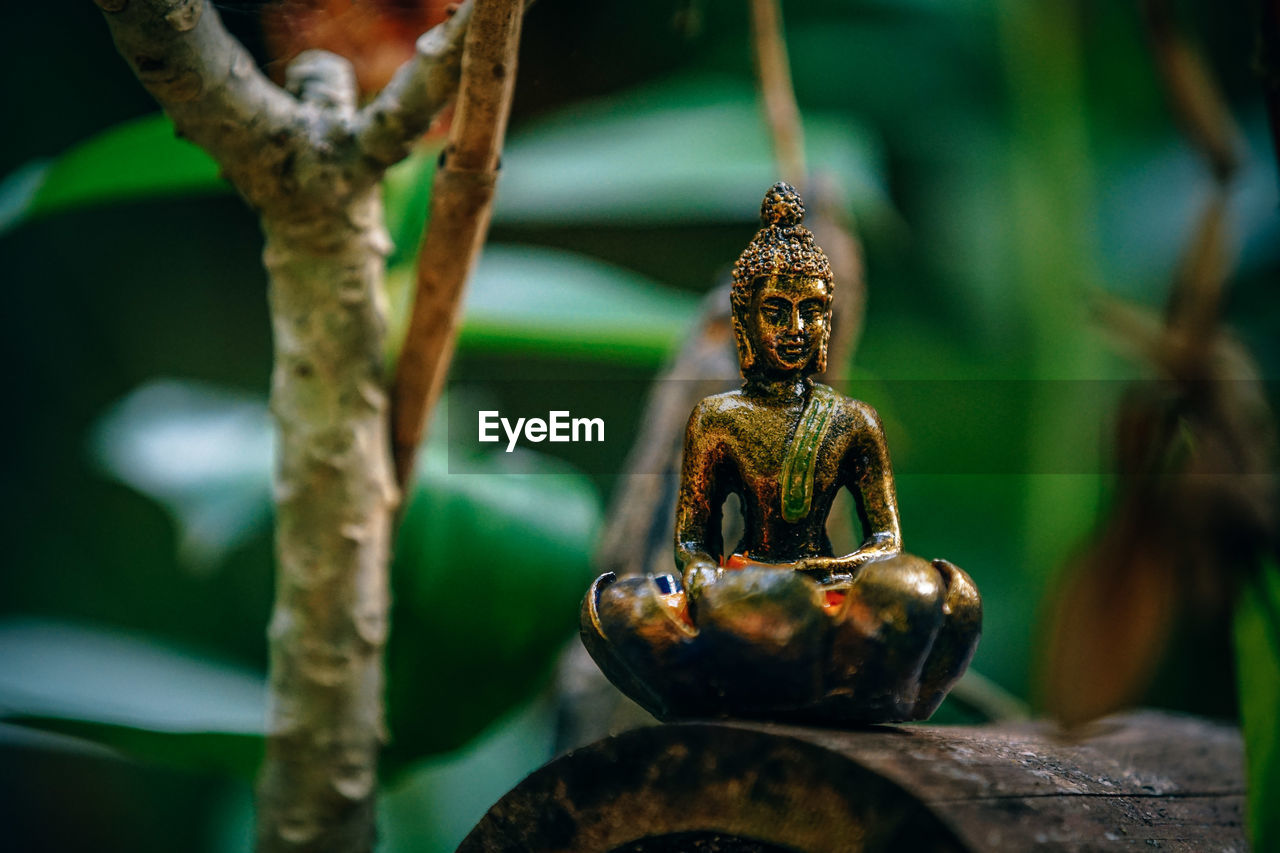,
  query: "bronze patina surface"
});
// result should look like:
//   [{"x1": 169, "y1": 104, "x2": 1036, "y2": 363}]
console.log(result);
[{"x1": 581, "y1": 183, "x2": 981, "y2": 724}]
